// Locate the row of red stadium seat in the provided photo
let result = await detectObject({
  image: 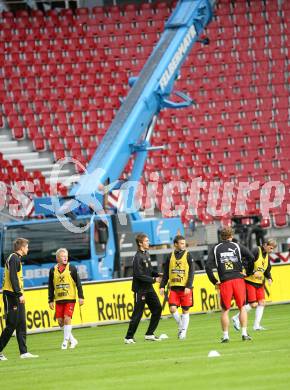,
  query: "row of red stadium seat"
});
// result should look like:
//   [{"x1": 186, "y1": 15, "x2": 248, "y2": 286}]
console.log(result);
[{"x1": 0, "y1": 1, "x2": 289, "y2": 225}]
